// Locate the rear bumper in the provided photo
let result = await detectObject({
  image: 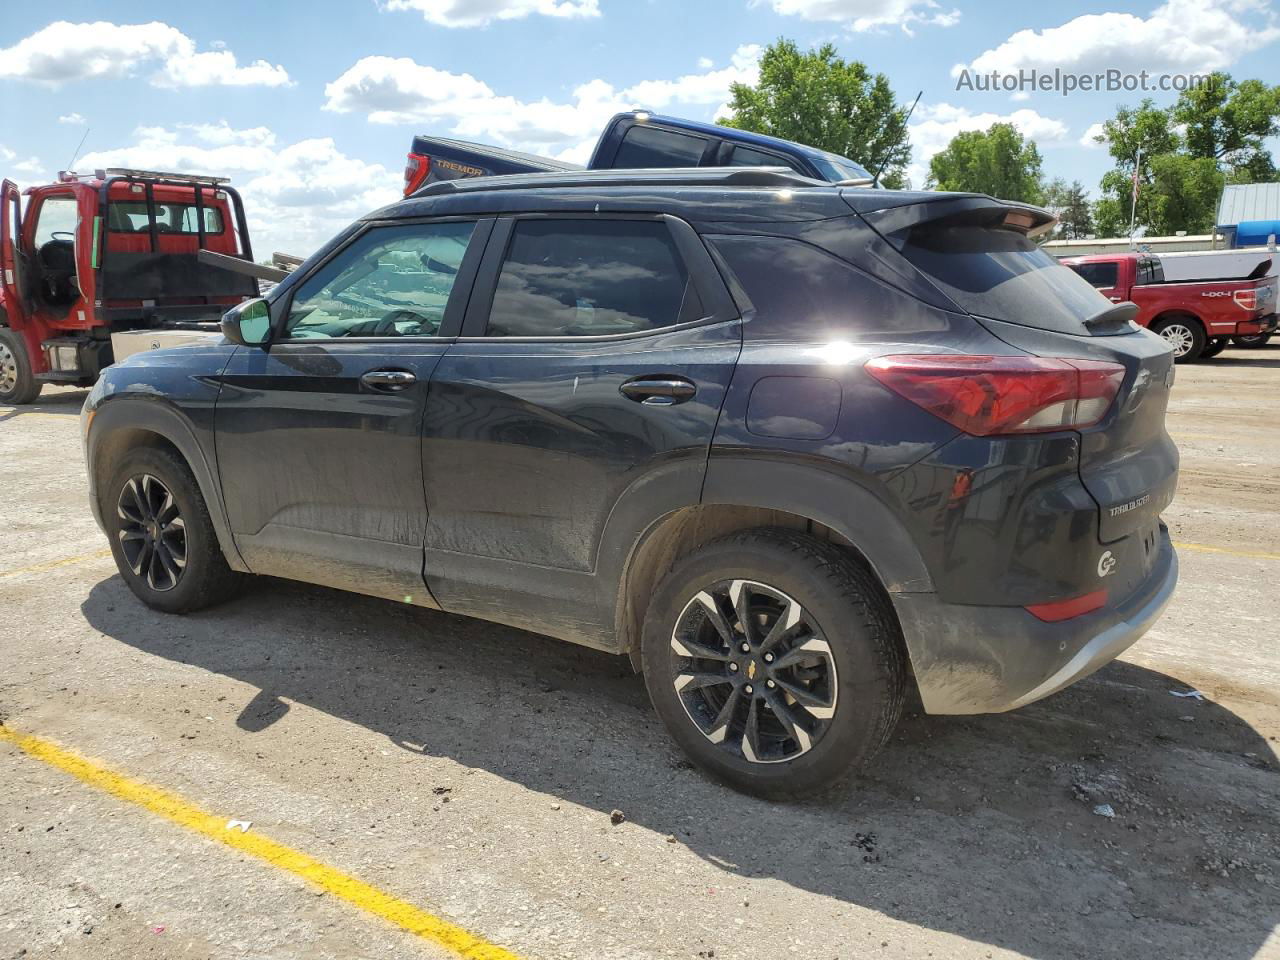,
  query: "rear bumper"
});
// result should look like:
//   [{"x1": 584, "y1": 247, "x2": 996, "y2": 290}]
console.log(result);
[
  {"x1": 892, "y1": 527, "x2": 1178, "y2": 714},
  {"x1": 1234, "y1": 313, "x2": 1277, "y2": 335}
]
